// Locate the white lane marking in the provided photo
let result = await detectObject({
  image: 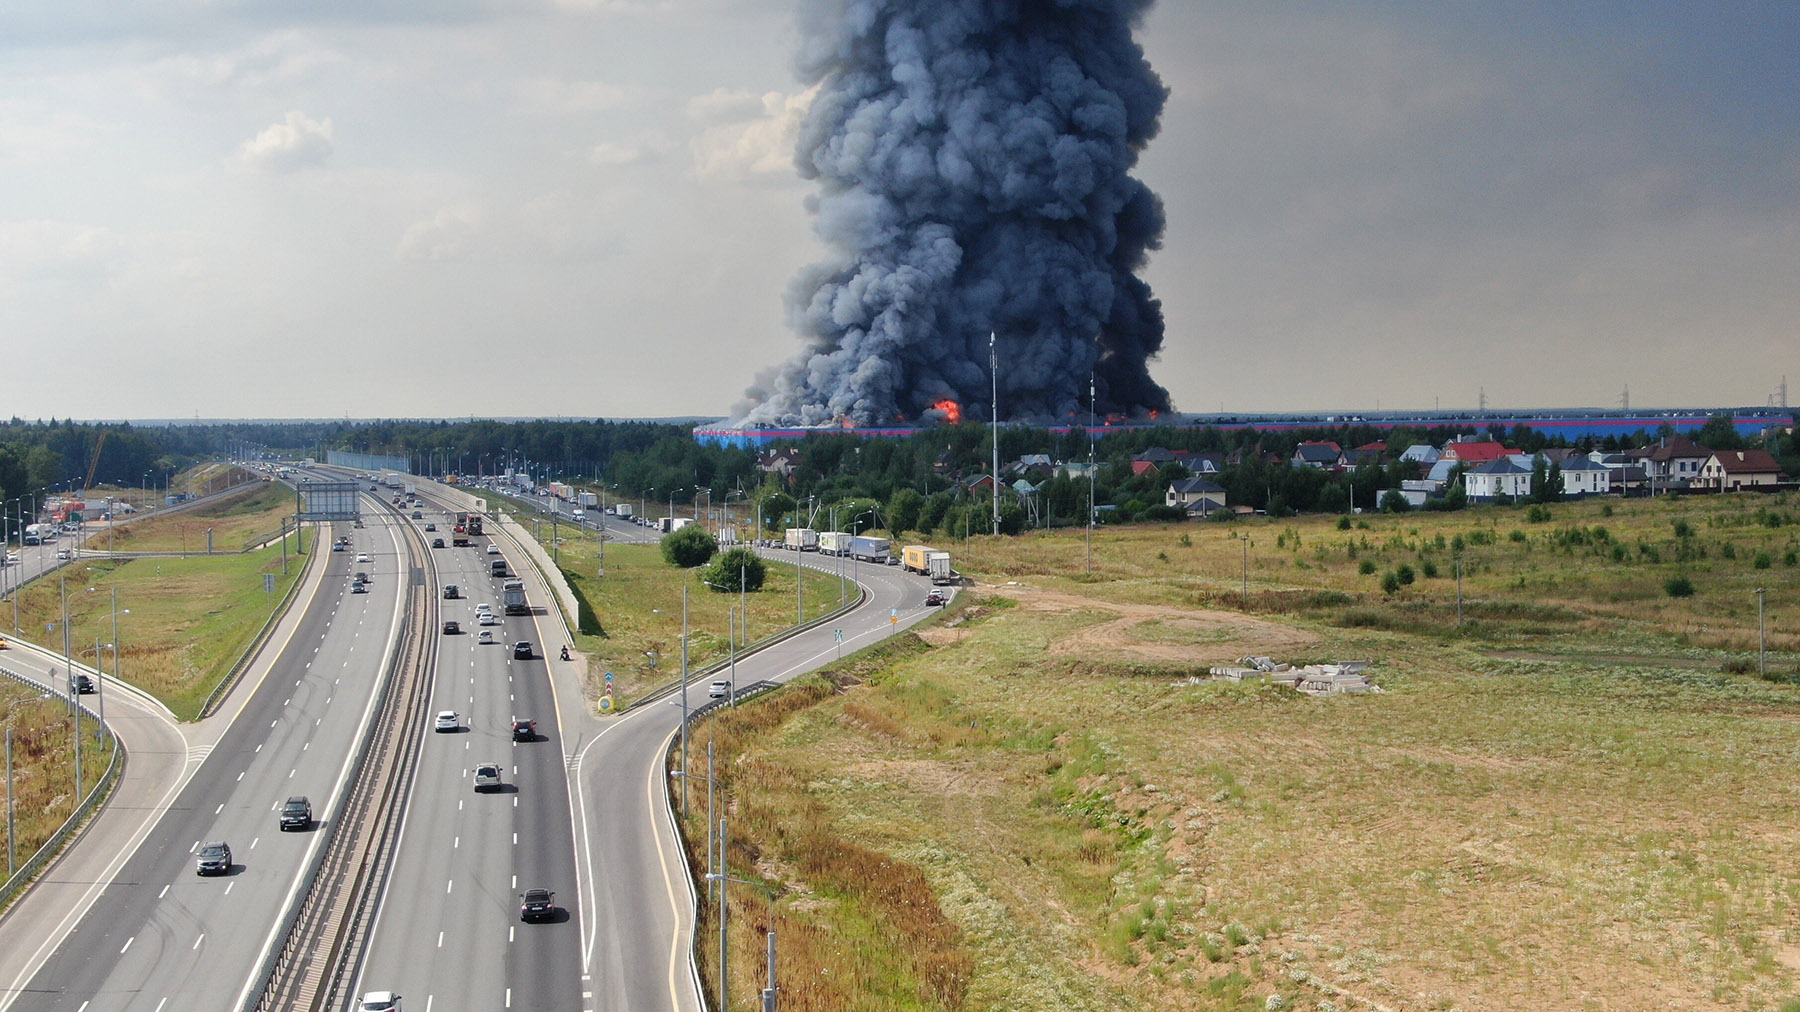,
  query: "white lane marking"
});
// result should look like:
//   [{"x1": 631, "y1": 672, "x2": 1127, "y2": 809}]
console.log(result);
[
  {"x1": 303, "y1": 742, "x2": 310, "y2": 751},
  {"x1": 193, "y1": 934, "x2": 204, "y2": 950},
  {"x1": 189, "y1": 841, "x2": 198, "y2": 853},
  {"x1": 224, "y1": 882, "x2": 233, "y2": 894},
  {"x1": 512, "y1": 832, "x2": 517, "y2": 845},
  {"x1": 437, "y1": 931, "x2": 444, "y2": 948},
  {"x1": 254, "y1": 744, "x2": 262, "y2": 753},
  {"x1": 120, "y1": 936, "x2": 133, "y2": 954},
  {"x1": 215, "y1": 804, "x2": 224, "y2": 814},
  {"x1": 158, "y1": 885, "x2": 169, "y2": 899},
  {"x1": 153, "y1": 999, "x2": 167, "y2": 1012},
  {"x1": 284, "y1": 698, "x2": 290, "y2": 706},
  {"x1": 454, "y1": 836, "x2": 459, "y2": 849},
  {"x1": 270, "y1": 720, "x2": 278, "y2": 728},
  {"x1": 236, "y1": 771, "x2": 245, "y2": 782},
  {"x1": 251, "y1": 838, "x2": 260, "y2": 849},
  {"x1": 446, "y1": 879, "x2": 453, "y2": 895},
  {"x1": 506, "y1": 988, "x2": 512, "y2": 1008}
]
